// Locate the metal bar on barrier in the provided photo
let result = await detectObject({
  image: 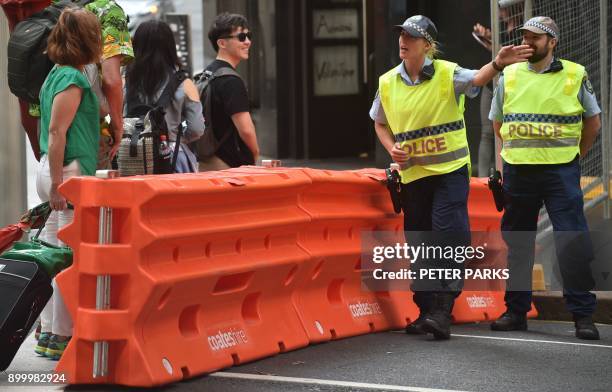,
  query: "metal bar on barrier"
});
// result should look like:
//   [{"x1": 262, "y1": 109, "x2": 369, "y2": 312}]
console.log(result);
[
  {"x1": 537, "y1": 177, "x2": 604, "y2": 231},
  {"x1": 537, "y1": 191, "x2": 609, "y2": 231},
  {"x1": 92, "y1": 170, "x2": 118, "y2": 378},
  {"x1": 604, "y1": 0, "x2": 612, "y2": 220},
  {"x1": 581, "y1": 177, "x2": 604, "y2": 197},
  {"x1": 491, "y1": 0, "x2": 502, "y2": 172},
  {"x1": 523, "y1": 0, "x2": 533, "y2": 20},
  {"x1": 362, "y1": 0, "x2": 367, "y2": 84}
]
